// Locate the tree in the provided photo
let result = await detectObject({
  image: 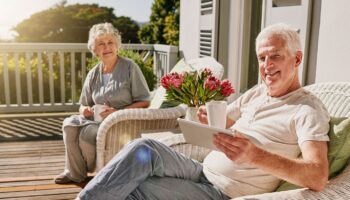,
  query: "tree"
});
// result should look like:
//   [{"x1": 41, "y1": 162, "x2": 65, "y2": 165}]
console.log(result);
[
  {"x1": 113, "y1": 16, "x2": 140, "y2": 43},
  {"x1": 138, "y1": 0, "x2": 179, "y2": 45},
  {"x1": 13, "y1": 2, "x2": 140, "y2": 43},
  {"x1": 164, "y1": 12, "x2": 179, "y2": 46}
]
